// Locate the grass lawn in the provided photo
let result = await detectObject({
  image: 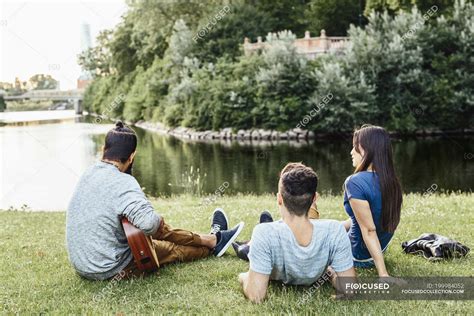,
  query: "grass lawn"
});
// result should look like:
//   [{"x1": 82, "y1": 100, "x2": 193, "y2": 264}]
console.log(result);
[{"x1": 1, "y1": 193, "x2": 473, "y2": 314}]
